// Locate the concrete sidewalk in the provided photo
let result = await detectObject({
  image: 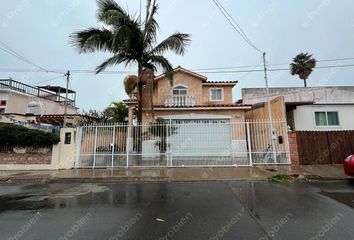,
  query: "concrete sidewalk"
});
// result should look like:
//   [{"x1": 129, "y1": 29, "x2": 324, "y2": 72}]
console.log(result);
[{"x1": 0, "y1": 165, "x2": 349, "y2": 183}]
